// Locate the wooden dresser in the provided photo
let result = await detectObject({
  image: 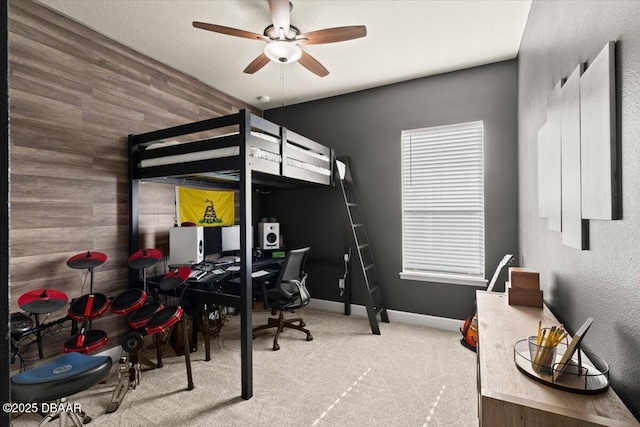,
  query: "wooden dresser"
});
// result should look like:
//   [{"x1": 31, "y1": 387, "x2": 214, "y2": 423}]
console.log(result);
[{"x1": 476, "y1": 291, "x2": 639, "y2": 426}]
